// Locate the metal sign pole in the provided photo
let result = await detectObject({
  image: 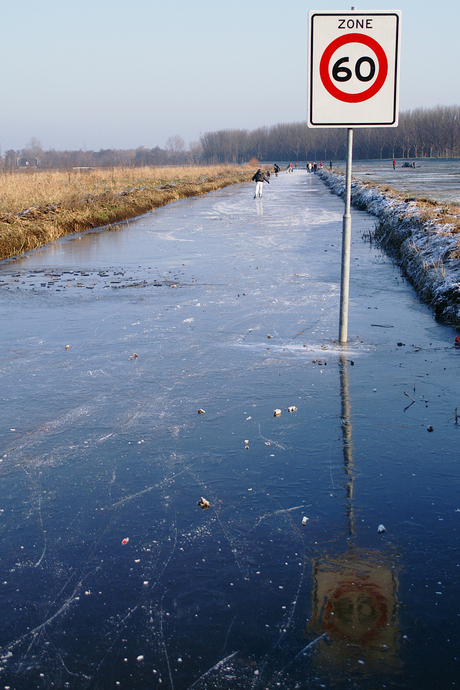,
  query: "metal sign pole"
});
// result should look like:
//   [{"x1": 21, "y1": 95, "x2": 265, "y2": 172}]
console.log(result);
[
  {"x1": 308, "y1": 8, "x2": 400, "y2": 342},
  {"x1": 339, "y1": 127, "x2": 353, "y2": 344}
]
